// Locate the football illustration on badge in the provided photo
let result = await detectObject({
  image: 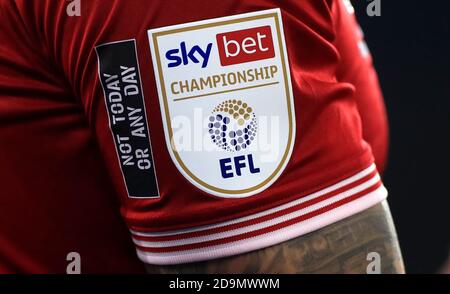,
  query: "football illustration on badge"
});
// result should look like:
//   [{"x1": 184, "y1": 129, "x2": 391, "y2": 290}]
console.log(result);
[
  {"x1": 208, "y1": 99, "x2": 258, "y2": 152},
  {"x1": 148, "y1": 9, "x2": 296, "y2": 198}
]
